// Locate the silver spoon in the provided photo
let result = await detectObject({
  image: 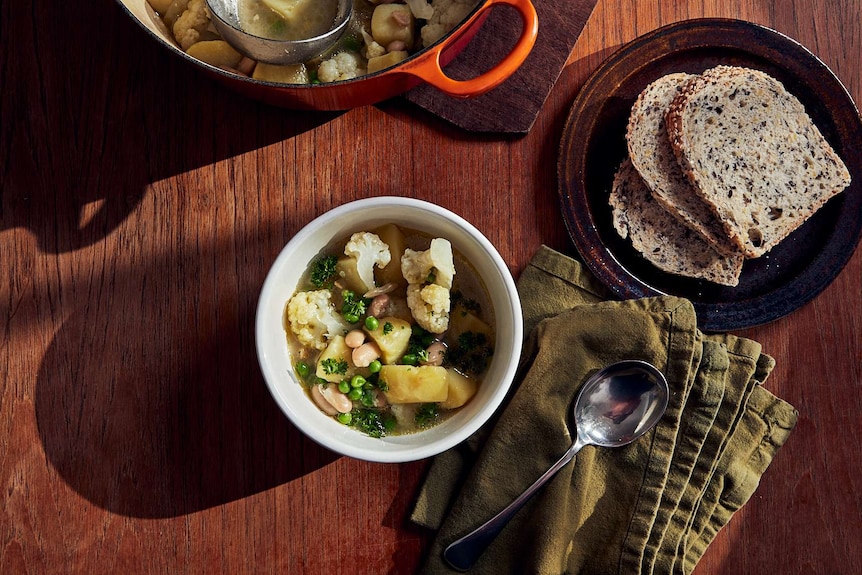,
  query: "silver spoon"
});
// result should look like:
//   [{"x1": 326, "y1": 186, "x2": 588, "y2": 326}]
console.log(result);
[
  {"x1": 206, "y1": 0, "x2": 353, "y2": 65},
  {"x1": 443, "y1": 359, "x2": 669, "y2": 572}
]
